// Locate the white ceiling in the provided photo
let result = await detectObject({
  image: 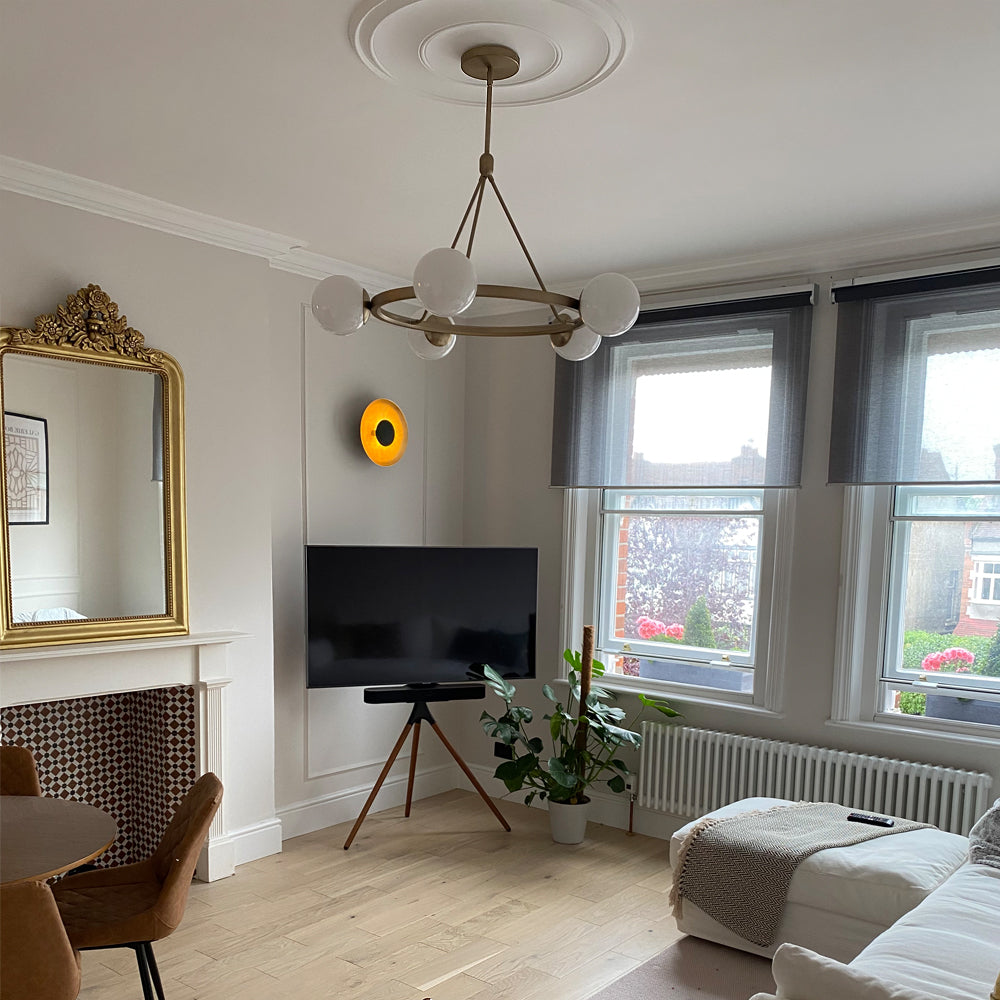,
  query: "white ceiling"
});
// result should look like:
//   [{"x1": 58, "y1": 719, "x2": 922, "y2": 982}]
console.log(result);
[{"x1": 3, "y1": 0, "x2": 1000, "y2": 288}]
